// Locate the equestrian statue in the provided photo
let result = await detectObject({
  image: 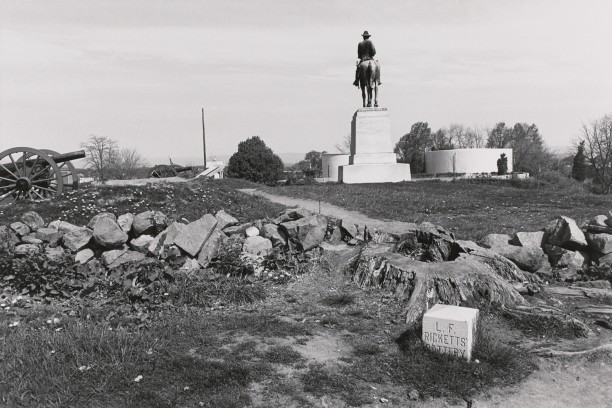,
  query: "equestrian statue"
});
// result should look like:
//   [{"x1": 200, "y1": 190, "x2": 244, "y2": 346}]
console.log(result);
[{"x1": 353, "y1": 30, "x2": 381, "y2": 108}]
